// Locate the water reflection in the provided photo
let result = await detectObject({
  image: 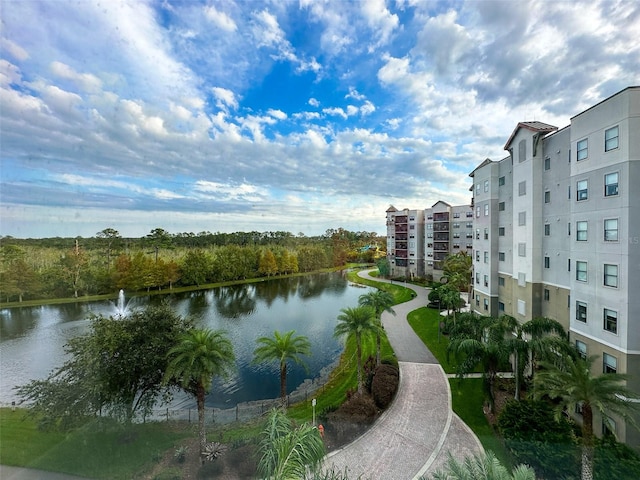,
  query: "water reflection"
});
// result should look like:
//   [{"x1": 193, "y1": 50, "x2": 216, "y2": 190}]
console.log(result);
[{"x1": 1, "y1": 272, "x2": 369, "y2": 409}]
